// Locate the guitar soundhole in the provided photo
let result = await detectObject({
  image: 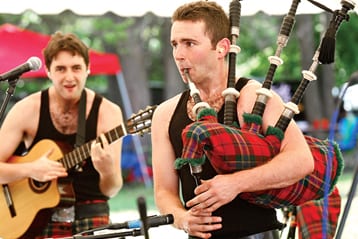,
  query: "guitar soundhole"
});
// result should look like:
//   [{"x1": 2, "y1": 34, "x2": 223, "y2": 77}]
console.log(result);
[{"x1": 28, "y1": 179, "x2": 51, "y2": 193}]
